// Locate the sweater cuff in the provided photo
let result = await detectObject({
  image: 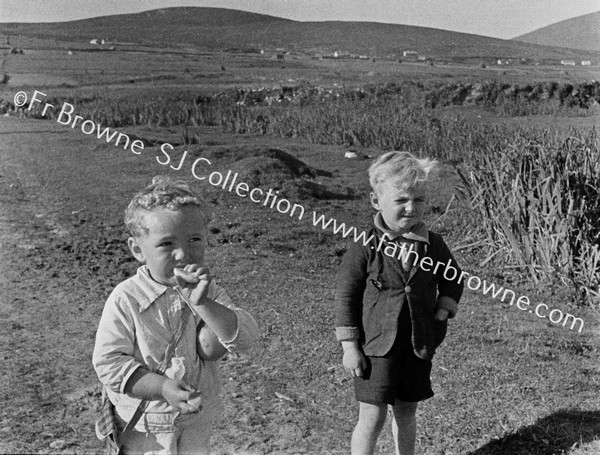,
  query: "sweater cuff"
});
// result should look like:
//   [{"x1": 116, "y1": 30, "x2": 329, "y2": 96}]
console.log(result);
[
  {"x1": 437, "y1": 296, "x2": 458, "y2": 318},
  {"x1": 336, "y1": 327, "x2": 360, "y2": 341}
]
